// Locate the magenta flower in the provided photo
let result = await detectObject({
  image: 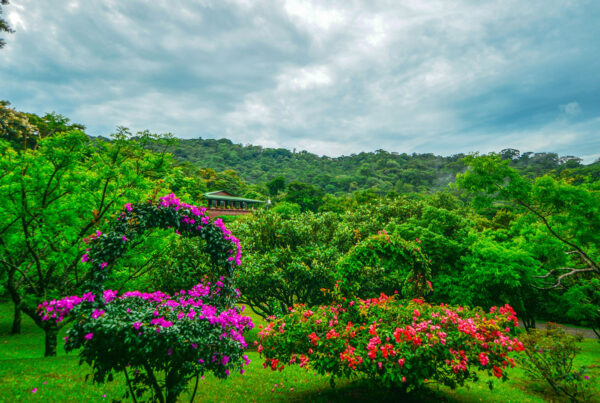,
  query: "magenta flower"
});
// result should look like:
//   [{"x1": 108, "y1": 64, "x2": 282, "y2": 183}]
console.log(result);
[
  {"x1": 81, "y1": 253, "x2": 90, "y2": 263},
  {"x1": 133, "y1": 322, "x2": 142, "y2": 330},
  {"x1": 91, "y1": 309, "x2": 105, "y2": 319},
  {"x1": 32, "y1": 388, "x2": 37, "y2": 393},
  {"x1": 84, "y1": 333, "x2": 94, "y2": 340},
  {"x1": 100, "y1": 262, "x2": 108, "y2": 270}
]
